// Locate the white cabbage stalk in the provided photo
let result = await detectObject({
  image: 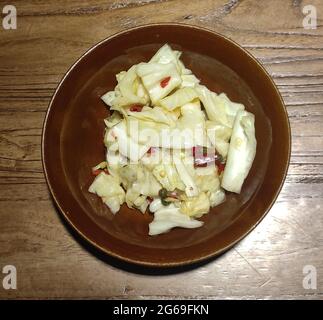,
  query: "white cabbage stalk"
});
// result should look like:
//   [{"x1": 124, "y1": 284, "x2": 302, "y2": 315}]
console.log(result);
[
  {"x1": 196, "y1": 86, "x2": 245, "y2": 128},
  {"x1": 173, "y1": 155, "x2": 198, "y2": 197},
  {"x1": 149, "y1": 205, "x2": 203, "y2": 236},
  {"x1": 221, "y1": 110, "x2": 257, "y2": 193},
  {"x1": 206, "y1": 120, "x2": 232, "y2": 158},
  {"x1": 159, "y1": 87, "x2": 198, "y2": 110},
  {"x1": 149, "y1": 198, "x2": 163, "y2": 213},
  {"x1": 177, "y1": 101, "x2": 205, "y2": 147},
  {"x1": 180, "y1": 151, "x2": 195, "y2": 176},
  {"x1": 196, "y1": 85, "x2": 228, "y2": 125},
  {"x1": 136, "y1": 62, "x2": 182, "y2": 103},
  {"x1": 88, "y1": 173, "x2": 125, "y2": 214},
  {"x1": 112, "y1": 121, "x2": 150, "y2": 162}
]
